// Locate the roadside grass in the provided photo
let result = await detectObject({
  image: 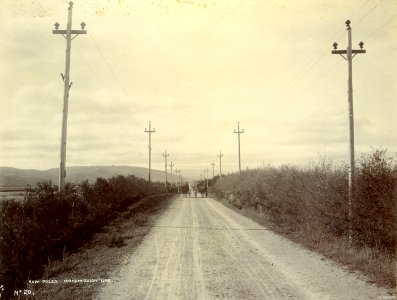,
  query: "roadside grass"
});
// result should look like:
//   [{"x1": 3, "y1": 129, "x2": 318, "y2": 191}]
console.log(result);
[
  {"x1": 25, "y1": 194, "x2": 175, "y2": 300},
  {"x1": 217, "y1": 199, "x2": 396, "y2": 289},
  {"x1": 212, "y1": 150, "x2": 396, "y2": 289}
]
